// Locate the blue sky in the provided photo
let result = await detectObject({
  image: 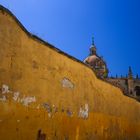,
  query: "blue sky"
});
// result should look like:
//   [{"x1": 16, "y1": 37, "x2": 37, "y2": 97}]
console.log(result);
[{"x1": 0, "y1": 0, "x2": 140, "y2": 77}]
